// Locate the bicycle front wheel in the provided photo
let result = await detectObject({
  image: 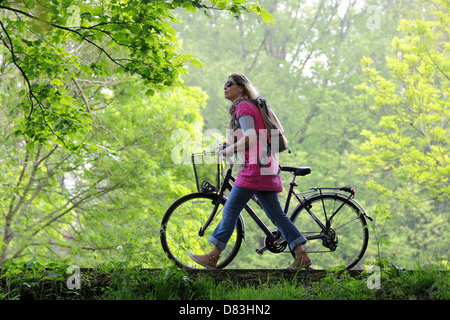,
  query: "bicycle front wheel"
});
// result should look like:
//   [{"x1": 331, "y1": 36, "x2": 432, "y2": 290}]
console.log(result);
[
  {"x1": 160, "y1": 193, "x2": 243, "y2": 269},
  {"x1": 290, "y1": 193, "x2": 369, "y2": 270}
]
